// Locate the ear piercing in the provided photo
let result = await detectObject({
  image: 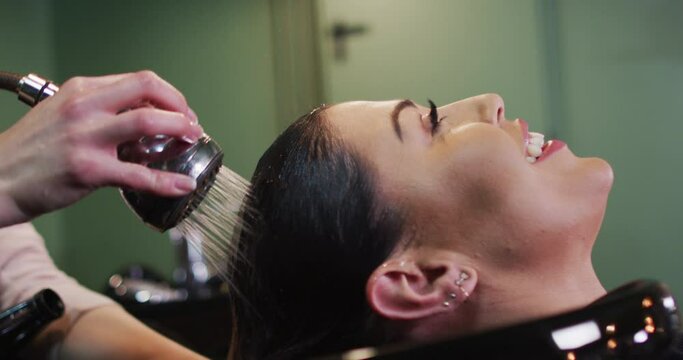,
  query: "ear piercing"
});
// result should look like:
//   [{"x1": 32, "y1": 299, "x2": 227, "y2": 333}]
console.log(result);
[
  {"x1": 455, "y1": 271, "x2": 469, "y2": 286},
  {"x1": 443, "y1": 292, "x2": 457, "y2": 307},
  {"x1": 456, "y1": 272, "x2": 470, "y2": 299},
  {"x1": 444, "y1": 272, "x2": 470, "y2": 307}
]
